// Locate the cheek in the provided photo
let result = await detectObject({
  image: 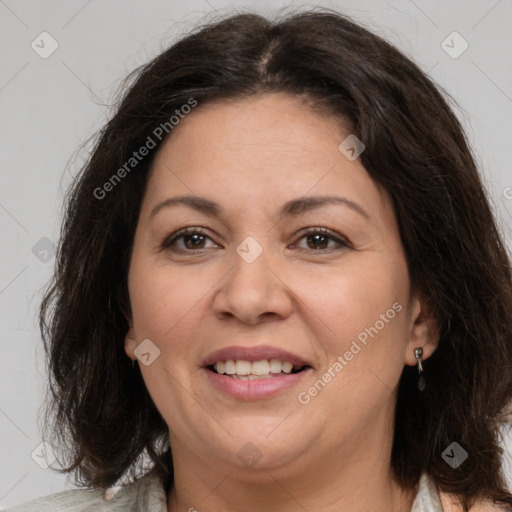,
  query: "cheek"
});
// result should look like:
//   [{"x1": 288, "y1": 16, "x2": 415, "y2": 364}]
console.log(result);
[
  {"x1": 127, "y1": 259, "x2": 212, "y2": 418},
  {"x1": 298, "y1": 256, "x2": 408, "y2": 345},
  {"x1": 295, "y1": 256, "x2": 410, "y2": 414},
  {"x1": 127, "y1": 257, "x2": 212, "y2": 358}
]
